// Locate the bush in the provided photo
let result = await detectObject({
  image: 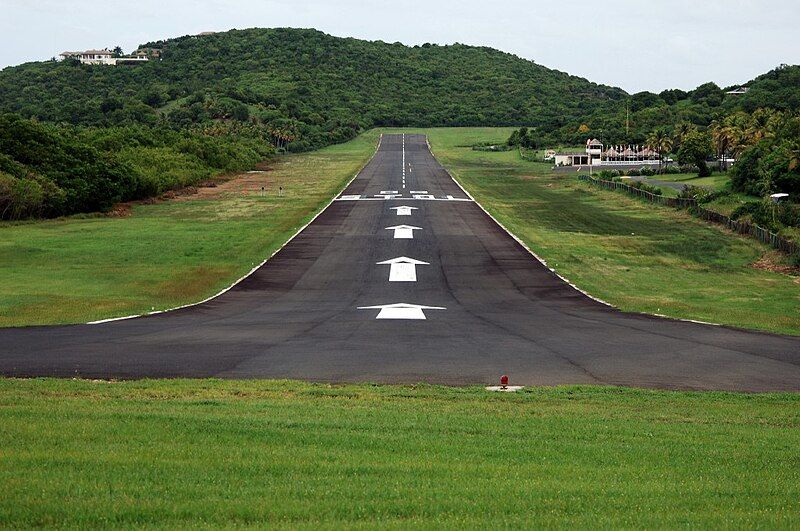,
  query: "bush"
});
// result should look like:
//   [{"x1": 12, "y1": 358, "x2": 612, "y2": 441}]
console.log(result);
[
  {"x1": 0, "y1": 172, "x2": 65, "y2": 220},
  {"x1": 597, "y1": 170, "x2": 620, "y2": 180},
  {"x1": 678, "y1": 184, "x2": 721, "y2": 203},
  {"x1": 626, "y1": 168, "x2": 641, "y2": 176},
  {"x1": 627, "y1": 180, "x2": 663, "y2": 195},
  {"x1": 729, "y1": 200, "x2": 800, "y2": 232},
  {"x1": 639, "y1": 167, "x2": 656, "y2": 176}
]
